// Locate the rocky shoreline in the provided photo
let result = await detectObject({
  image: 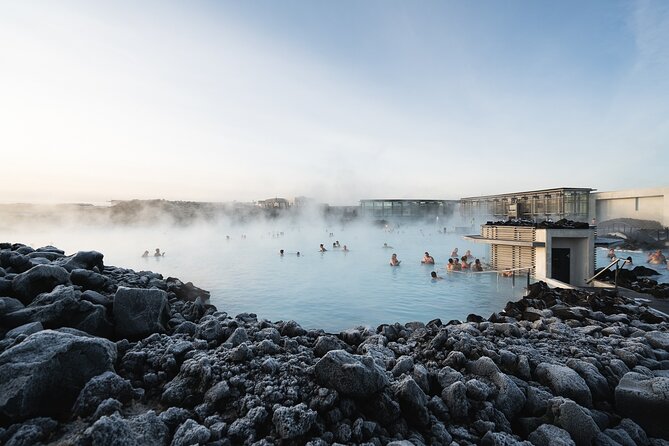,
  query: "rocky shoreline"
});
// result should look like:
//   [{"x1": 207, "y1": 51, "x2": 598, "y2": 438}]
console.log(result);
[{"x1": 1, "y1": 242, "x2": 669, "y2": 446}]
